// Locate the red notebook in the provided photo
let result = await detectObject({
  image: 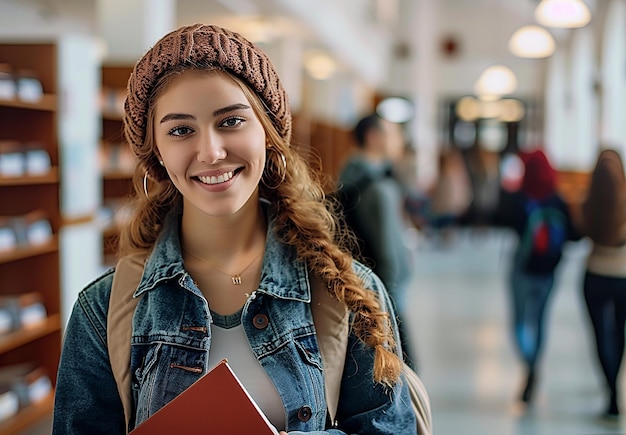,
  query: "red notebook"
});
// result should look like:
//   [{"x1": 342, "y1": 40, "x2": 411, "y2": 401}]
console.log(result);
[{"x1": 130, "y1": 359, "x2": 279, "y2": 434}]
